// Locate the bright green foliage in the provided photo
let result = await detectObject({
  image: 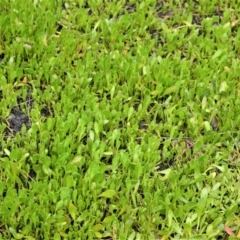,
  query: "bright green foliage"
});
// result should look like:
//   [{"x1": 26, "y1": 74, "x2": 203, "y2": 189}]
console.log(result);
[{"x1": 0, "y1": 0, "x2": 240, "y2": 239}]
